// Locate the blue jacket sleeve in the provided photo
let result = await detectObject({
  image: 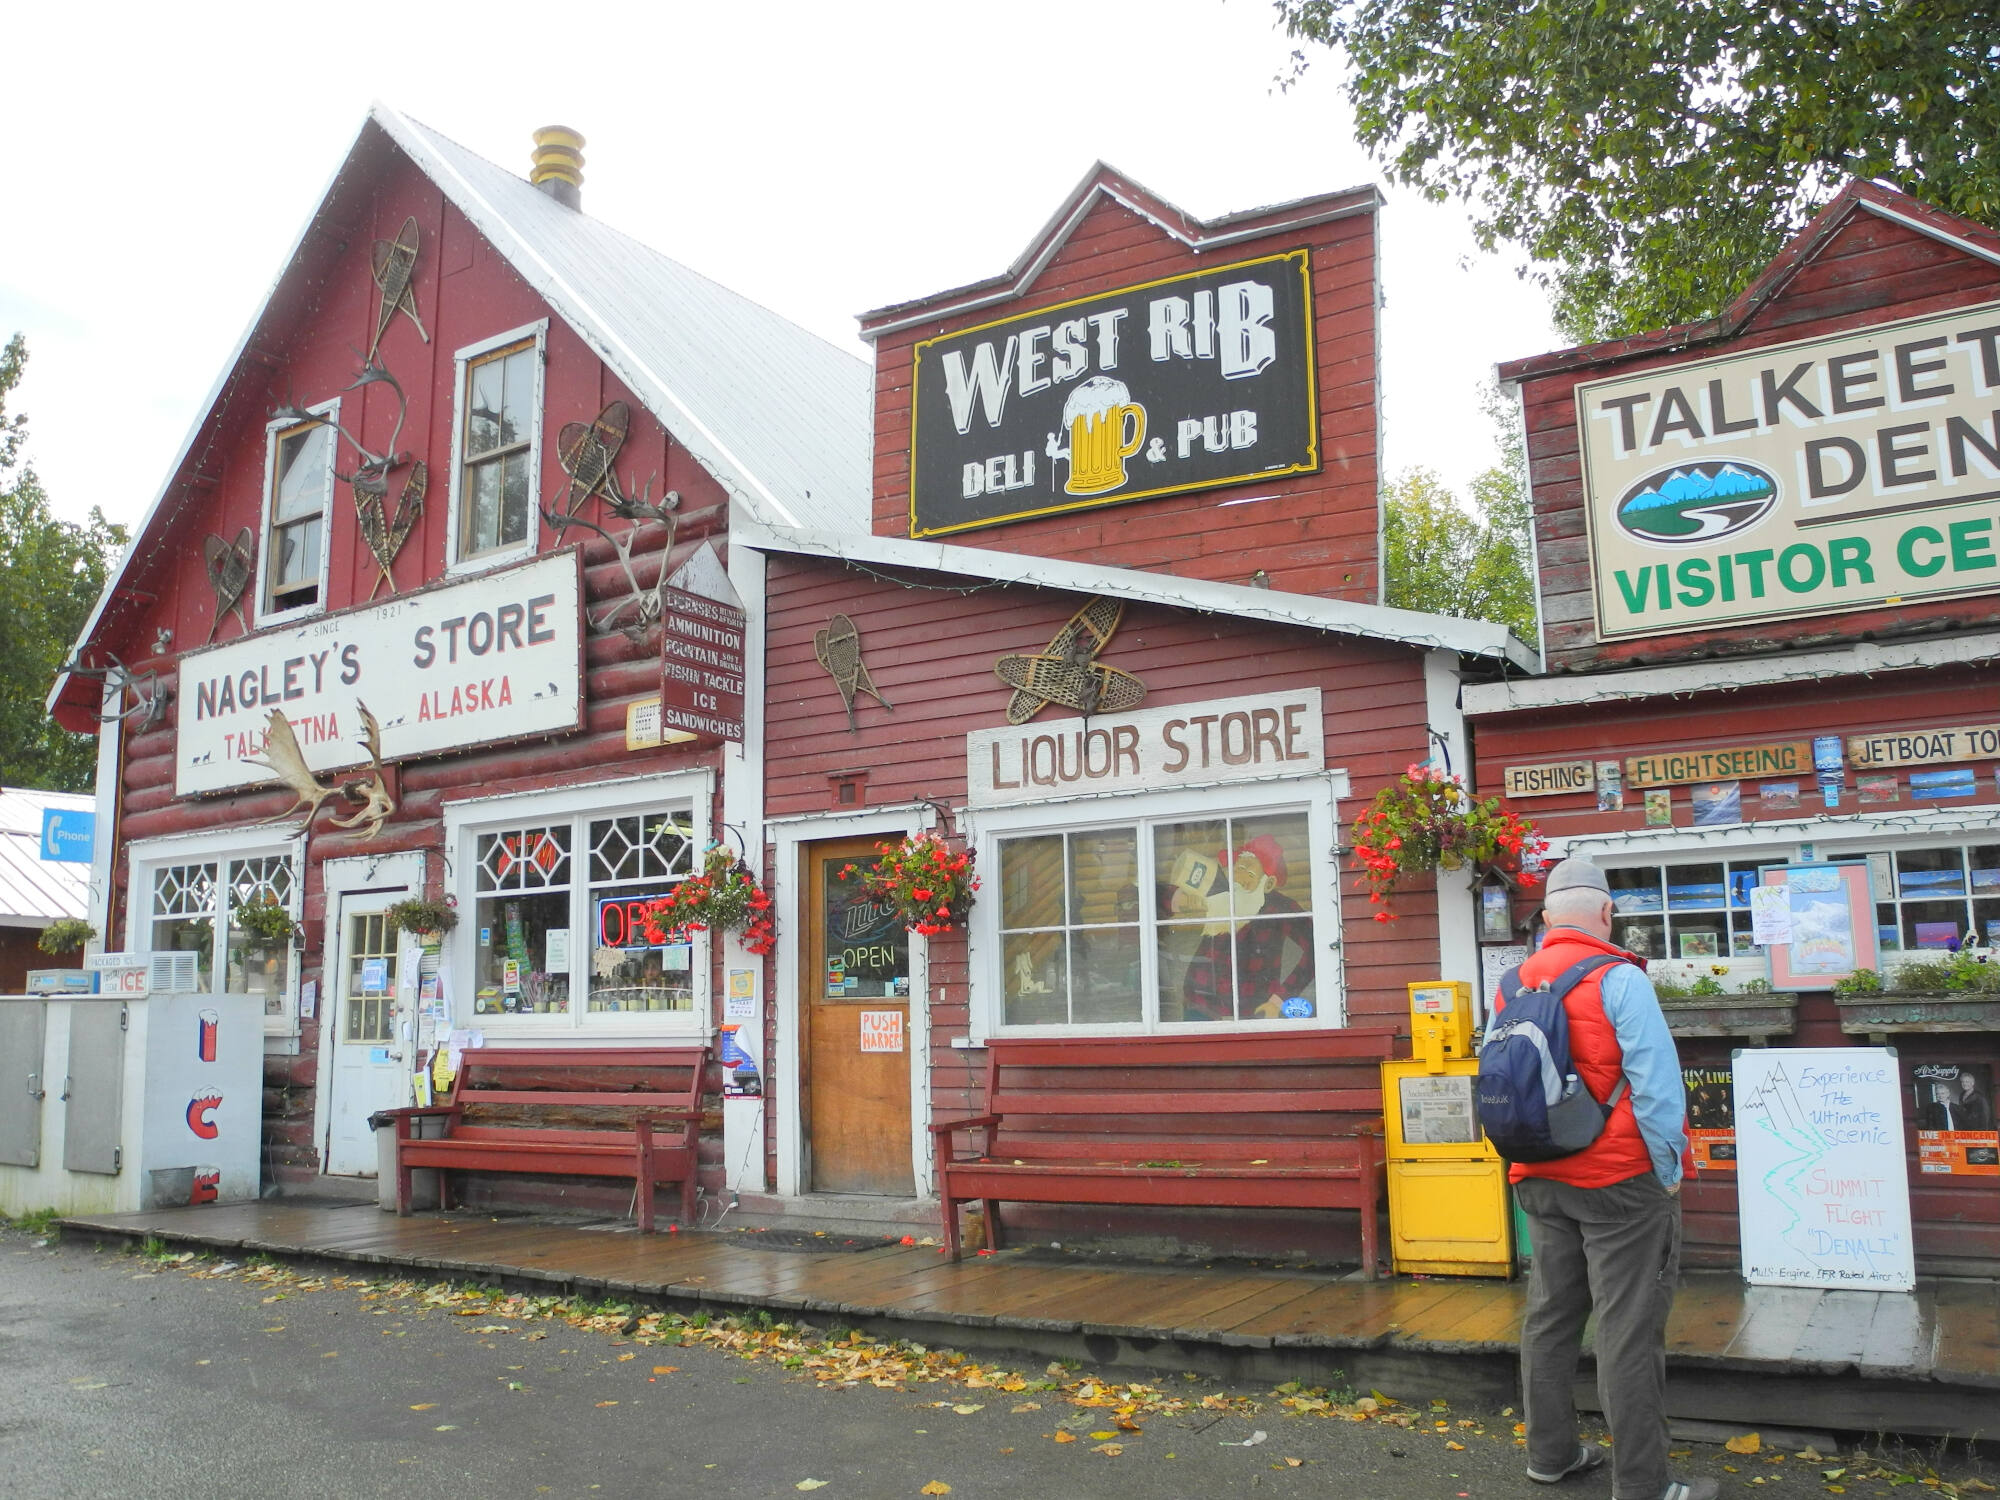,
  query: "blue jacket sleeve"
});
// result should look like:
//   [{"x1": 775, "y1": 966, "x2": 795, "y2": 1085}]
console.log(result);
[{"x1": 1598, "y1": 964, "x2": 1689, "y2": 1187}]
